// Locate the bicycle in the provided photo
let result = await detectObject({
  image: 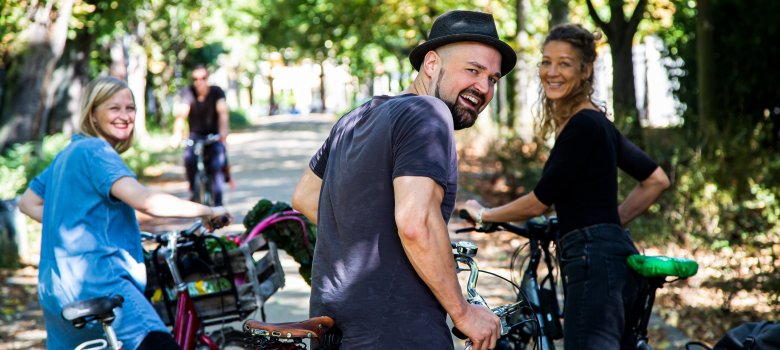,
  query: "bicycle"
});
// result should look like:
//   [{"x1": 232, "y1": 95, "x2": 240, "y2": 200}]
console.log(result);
[
  {"x1": 238, "y1": 240, "x2": 537, "y2": 350},
  {"x1": 186, "y1": 133, "x2": 222, "y2": 206},
  {"x1": 141, "y1": 216, "x2": 285, "y2": 350},
  {"x1": 456, "y1": 210, "x2": 699, "y2": 350},
  {"x1": 61, "y1": 218, "x2": 242, "y2": 350}
]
